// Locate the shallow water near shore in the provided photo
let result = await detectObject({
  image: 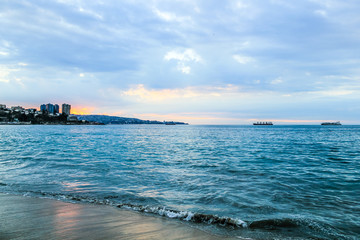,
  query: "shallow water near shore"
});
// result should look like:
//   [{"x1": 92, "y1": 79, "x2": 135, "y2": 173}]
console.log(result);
[
  {"x1": 0, "y1": 125, "x2": 359, "y2": 239},
  {"x1": 0, "y1": 193, "x2": 230, "y2": 240}
]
